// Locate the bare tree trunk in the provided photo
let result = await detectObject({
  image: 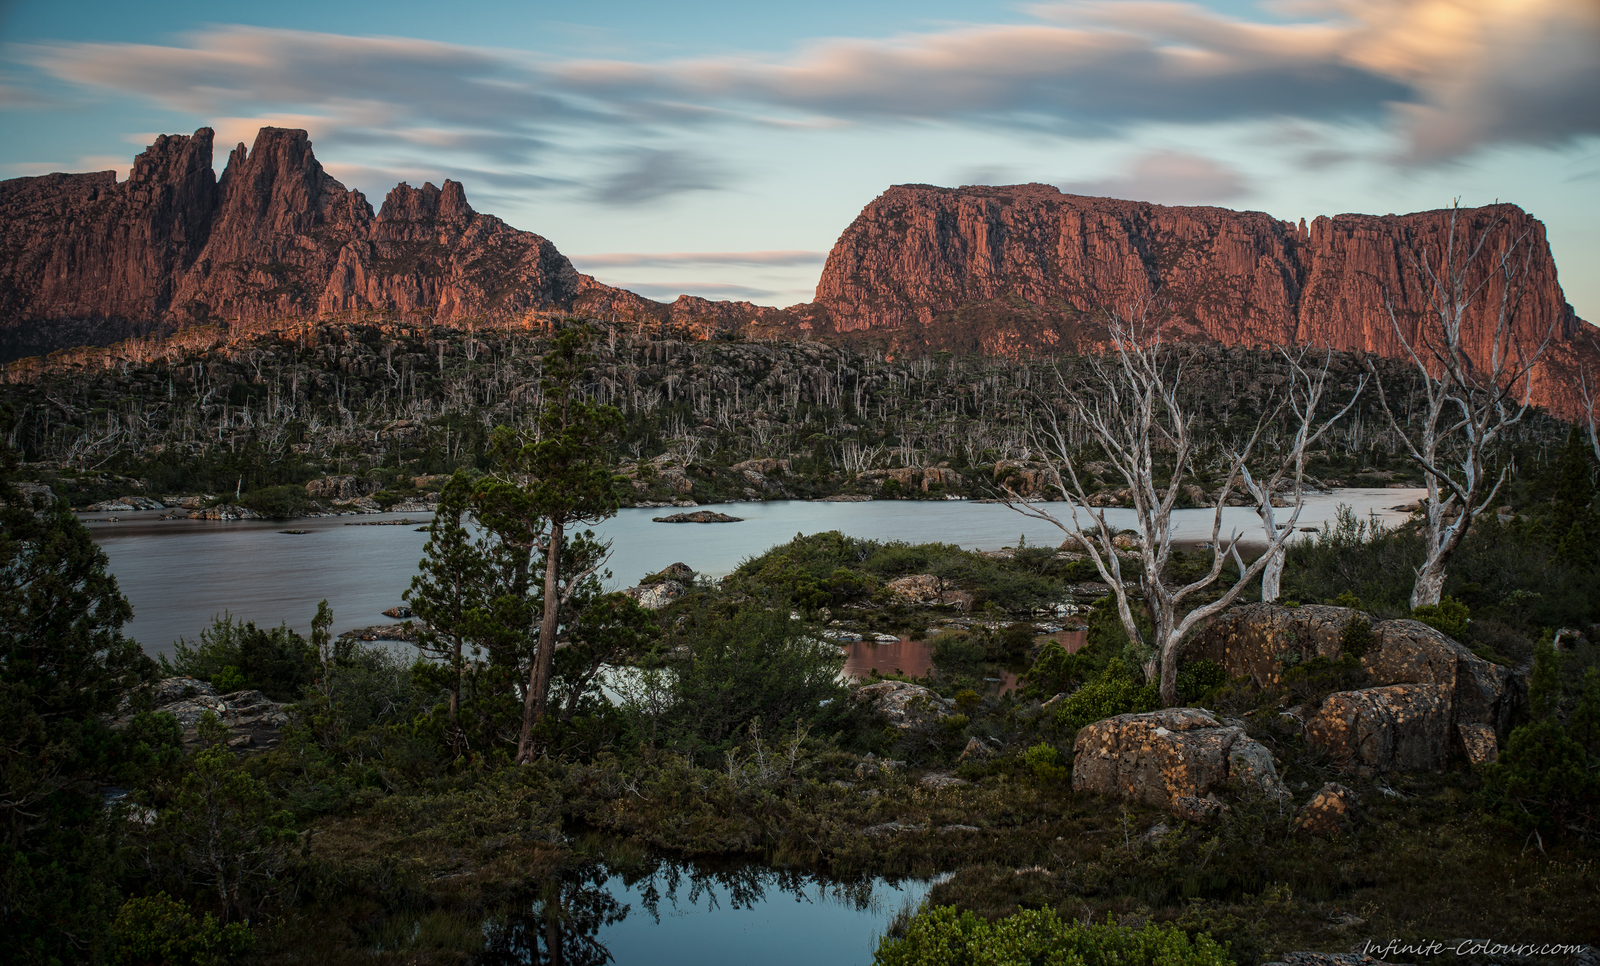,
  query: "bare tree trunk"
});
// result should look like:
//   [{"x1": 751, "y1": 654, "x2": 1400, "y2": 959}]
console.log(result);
[
  {"x1": 1411, "y1": 558, "x2": 1449, "y2": 610},
  {"x1": 516, "y1": 516, "x2": 564, "y2": 764},
  {"x1": 1260, "y1": 547, "x2": 1285, "y2": 603},
  {"x1": 1369, "y1": 201, "x2": 1554, "y2": 609},
  {"x1": 1001, "y1": 304, "x2": 1340, "y2": 707}
]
